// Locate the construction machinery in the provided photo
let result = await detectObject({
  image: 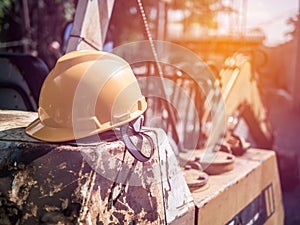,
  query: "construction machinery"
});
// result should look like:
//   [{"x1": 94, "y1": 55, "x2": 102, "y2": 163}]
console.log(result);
[{"x1": 0, "y1": 1, "x2": 284, "y2": 224}]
